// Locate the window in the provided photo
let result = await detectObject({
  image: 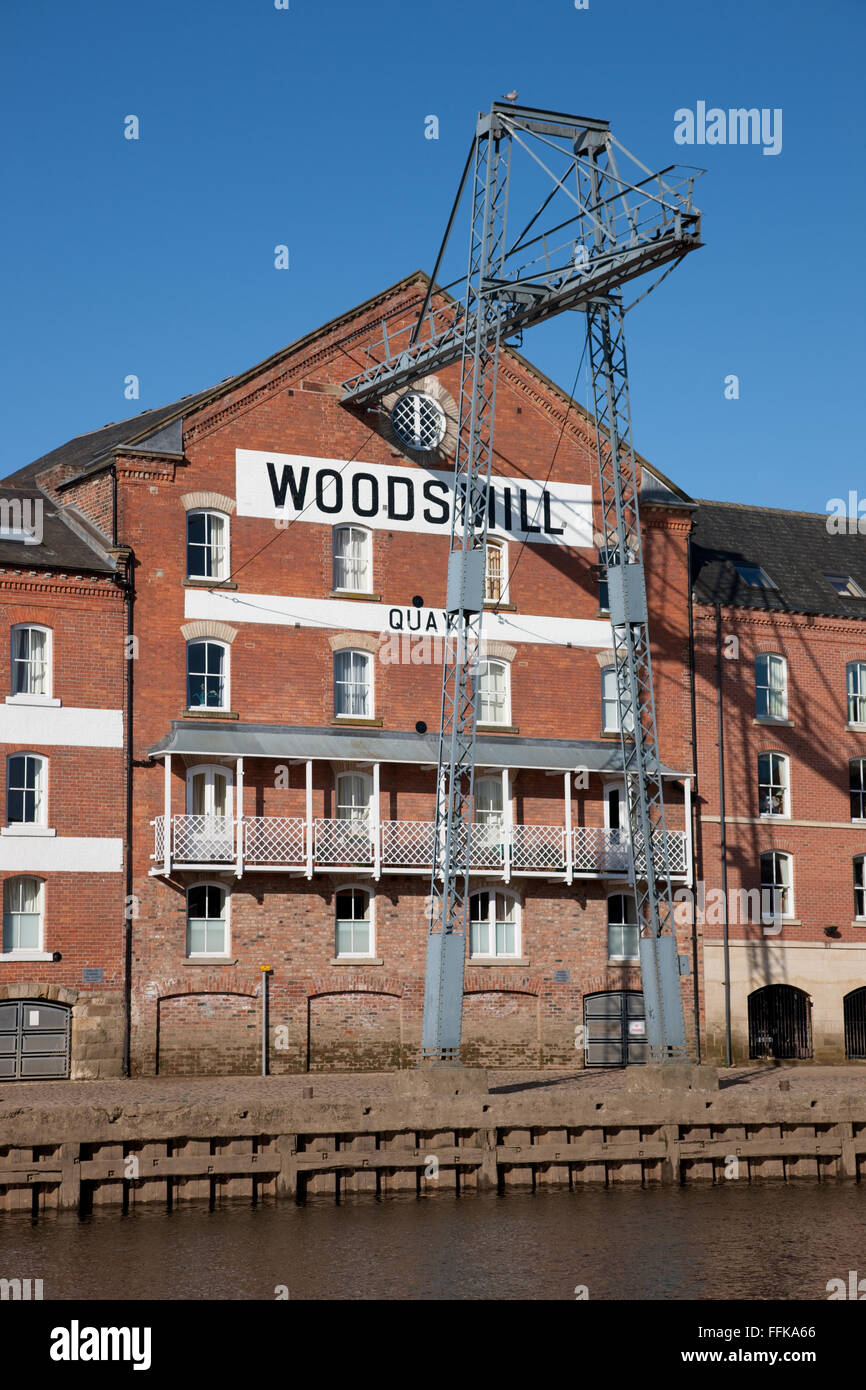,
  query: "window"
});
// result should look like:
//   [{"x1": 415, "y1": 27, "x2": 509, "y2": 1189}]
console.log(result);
[
  {"x1": 755, "y1": 653, "x2": 787, "y2": 720},
  {"x1": 334, "y1": 649, "x2": 372, "y2": 718},
  {"x1": 847, "y1": 662, "x2": 866, "y2": 724},
  {"x1": 601, "y1": 667, "x2": 634, "y2": 734},
  {"x1": 11, "y1": 625, "x2": 50, "y2": 697},
  {"x1": 850, "y1": 759, "x2": 866, "y2": 820},
  {"x1": 7, "y1": 754, "x2": 46, "y2": 825},
  {"x1": 333, "y1": 526, "x2": 371, "y2": 593},
  {"x1": 336, "y1": 773, "x2": 371, "y2": 826},
  {"x1": 485, "y1": 540, "x2": 506, "y2": 604},
  {"x1": 733, "y1": 562, "x2": 776, "y2": 590},
  {"x1": 607, "y1": 893, "x2": 639, "y2": 960},
  {"x1": 760, "y1": 851, "x2": 793, "y2": 921},
  {"x1": 596, "y1": 547, "x2": 614, "y2": 613},
  {"x1": 186, "y1": 511, "x2": 229, "y2": 580},
  {"x1": 826, "y1": 574, "x2": 865, "y2": 598},
  {"x1": 390, "y1": 391, "x2": 446, "y2": 452},
  {"x1": 2, "y1": 876, "x2": 43, "y2": 952},
  {"x1": 186, "y1": 883, "x2": 228, "y2": 956},
  {"x1": 335, "y1": 887, "x2": 372, "y2": 957},
  {"x1": 469, "y1": 890, "x2": 520, "y2": 958},
  {"x1": 854, "y1": 857, "x2": 866, "y2": 921},
  {"x1": 186, "y1": 640, "x2": 228, "y2": 710},
  {"x1": 186, "y1": 766, "x2": 232, "y2": 817},
  {"x1": 478, "y1": 659, "x2": 510, "y2": 725},
  {"x1": 474, "y1": 776, "x2": 504, "y2": 826},
  {"x1": 758, "y1": 752, "x2": 789, "y2": 817}
]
